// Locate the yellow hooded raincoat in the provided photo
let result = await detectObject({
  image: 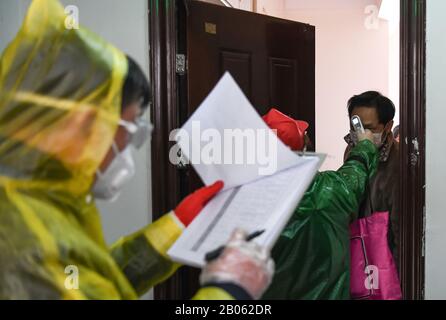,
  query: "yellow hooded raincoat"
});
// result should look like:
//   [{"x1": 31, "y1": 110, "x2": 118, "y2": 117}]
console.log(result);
[{"x1": 0, "y1": 0, "x2": 231, "y2": 300}]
